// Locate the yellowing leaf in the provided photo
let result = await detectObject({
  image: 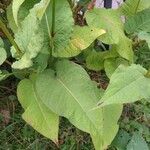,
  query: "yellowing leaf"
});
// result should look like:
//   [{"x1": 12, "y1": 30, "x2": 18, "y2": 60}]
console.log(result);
[
  {"x1": 53, "y1": 26, "x2": 106, "y2": 57},
  {"x1": 17, "y1": 78, "x2": 59, "y2": 143}
]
